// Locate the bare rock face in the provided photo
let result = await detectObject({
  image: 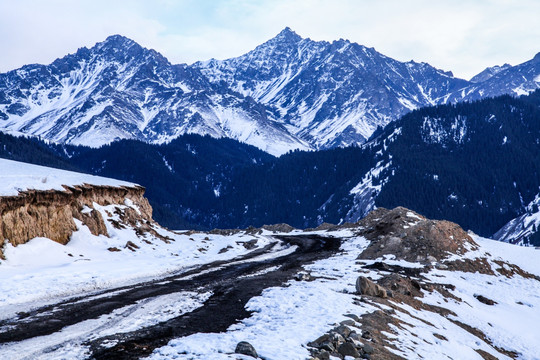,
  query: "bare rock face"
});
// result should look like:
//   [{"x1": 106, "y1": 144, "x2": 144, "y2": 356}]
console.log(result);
[
  {"x1": 357, "y1": 207, "x2": 477, "y2": 263},
  {"x1": 0, "y1": 185, "x2": 152, "y2": 258}
]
